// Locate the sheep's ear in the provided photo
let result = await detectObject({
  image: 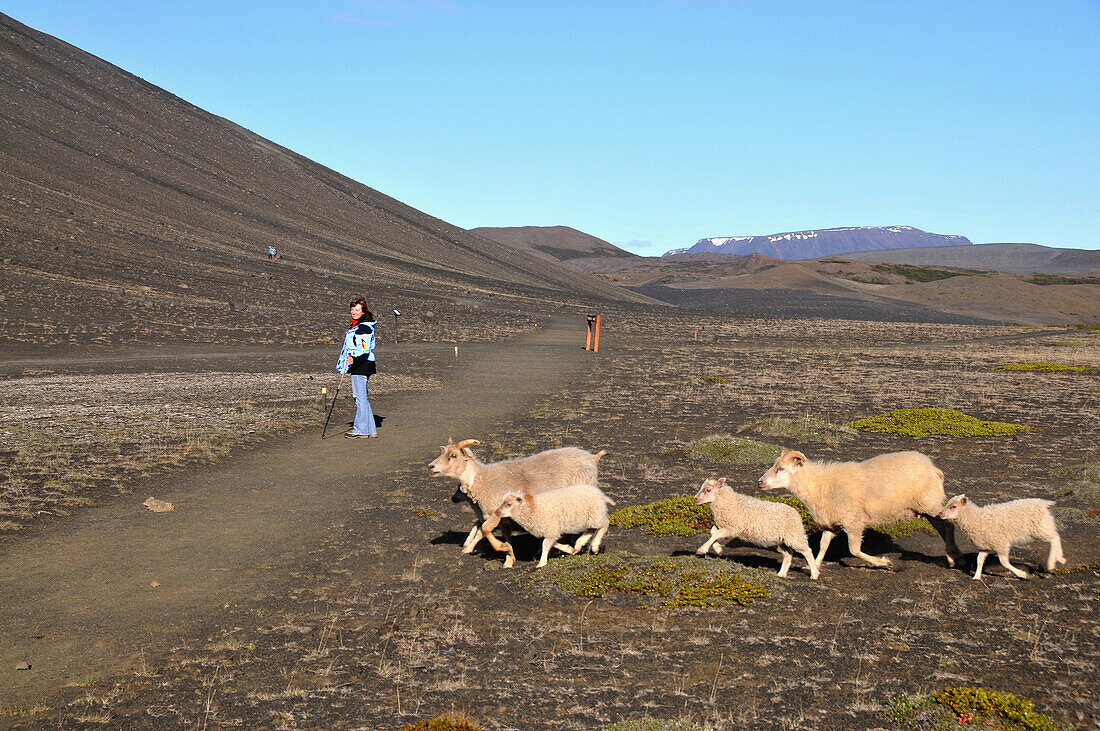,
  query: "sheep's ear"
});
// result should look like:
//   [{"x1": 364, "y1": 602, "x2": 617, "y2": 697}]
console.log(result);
[
  {"x1": 461, "y1": 447, "x2": 475, "y2": 459},
  {"x1": 787, "y1": 451, "x2": 806, "y2": 467},
  {"x1": 959, "y1": 495, "x2": 969, "y2": 505},
  {"x1": 716, "y1": 477, "x2": 727, "y2": 486}
]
